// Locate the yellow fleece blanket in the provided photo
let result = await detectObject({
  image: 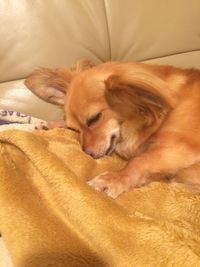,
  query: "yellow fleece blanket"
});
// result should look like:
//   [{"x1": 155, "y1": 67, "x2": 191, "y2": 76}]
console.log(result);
[{"x1": 1, "y1": 129, "x2": 200, "y2": 267}]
